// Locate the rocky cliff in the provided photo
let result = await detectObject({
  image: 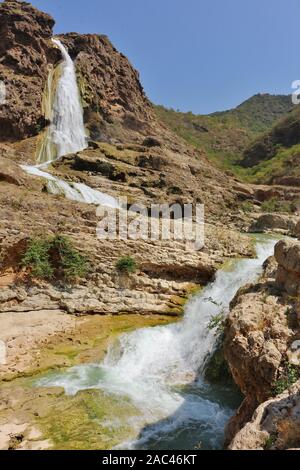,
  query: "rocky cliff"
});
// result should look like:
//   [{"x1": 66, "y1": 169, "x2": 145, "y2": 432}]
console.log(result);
[
  {"x1": 58, "y1": 33, "x2": 155, "y2": 142},
  {"x1": 0, "y1": 0, "x2": 59, "y2": 139},
  {"x1": 0, "y1": 0, "x2": 257, "y2": 328},
  {"x1": 224, "y1": 239, "x2": 300, "y2": 449}
]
